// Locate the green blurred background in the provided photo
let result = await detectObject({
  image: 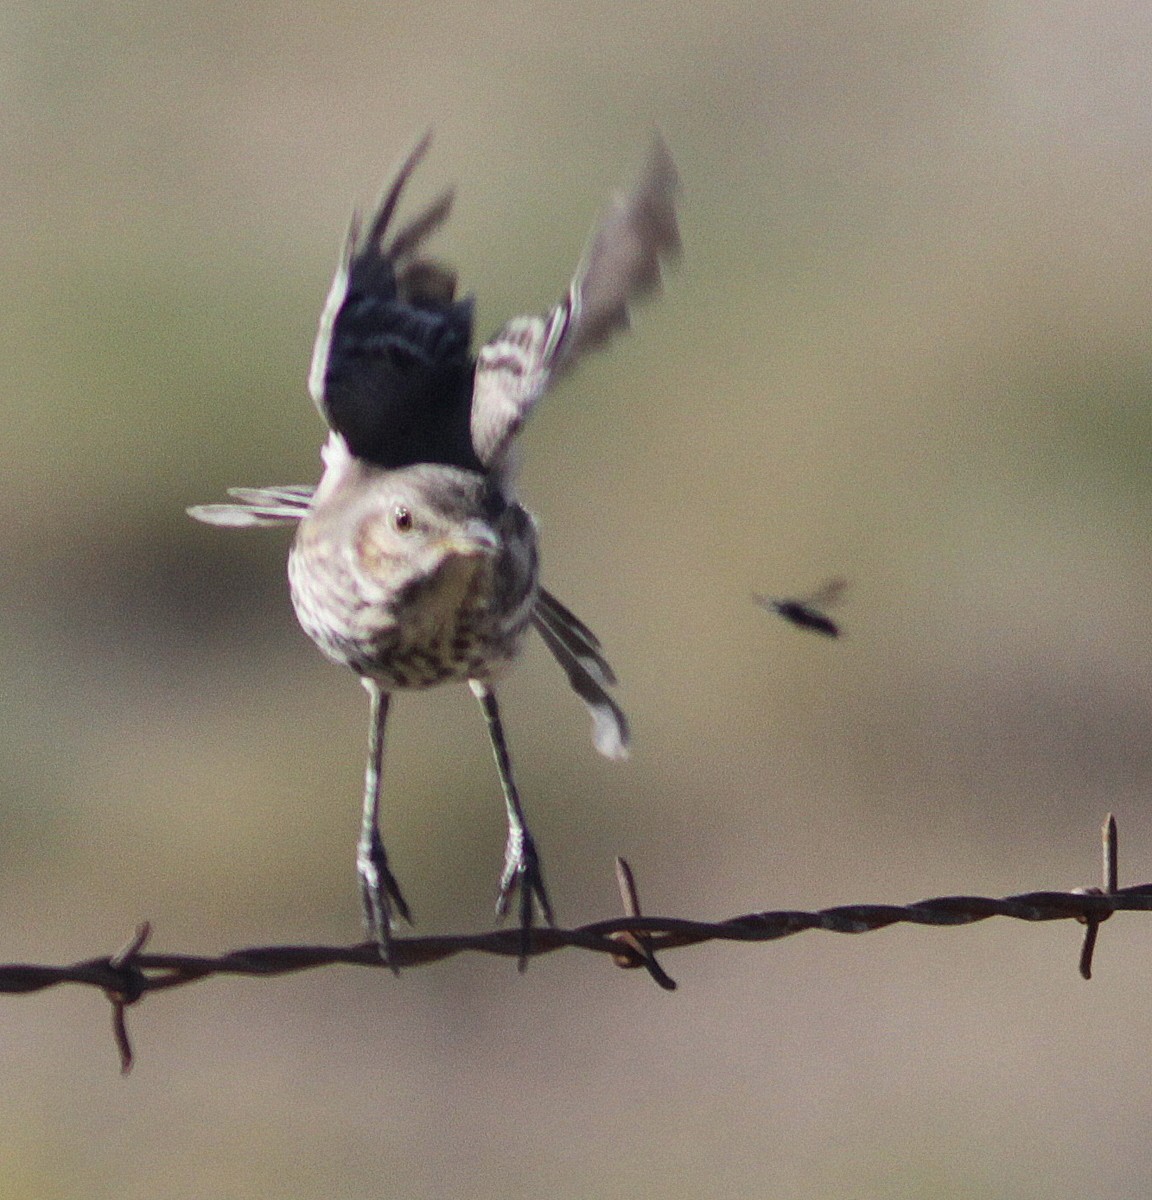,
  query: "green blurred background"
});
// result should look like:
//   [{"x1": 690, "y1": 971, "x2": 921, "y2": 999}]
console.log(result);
[{"x1": 4, "y1": 3, "x2": 1152, "y2": 1197}]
